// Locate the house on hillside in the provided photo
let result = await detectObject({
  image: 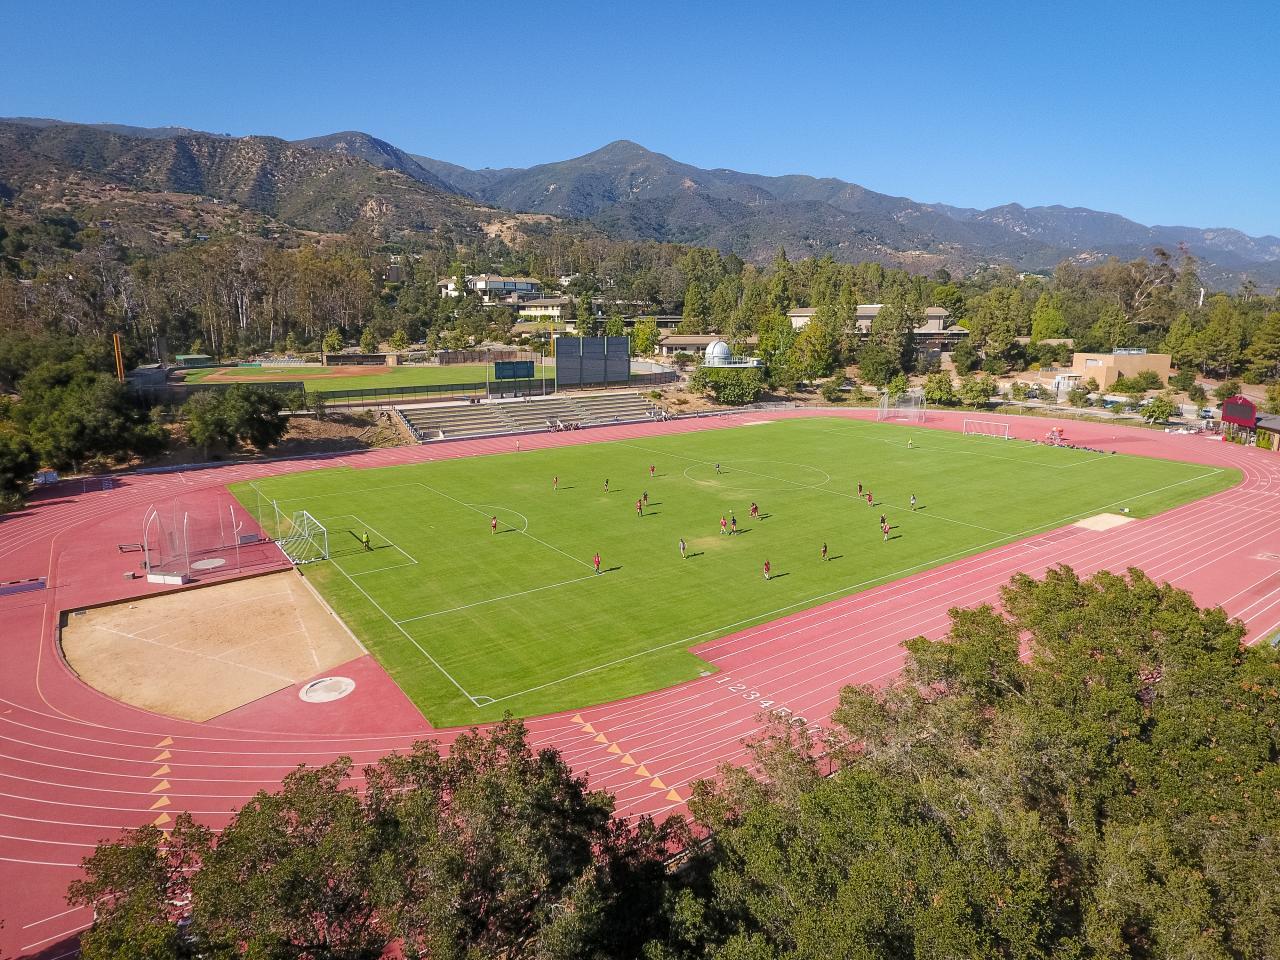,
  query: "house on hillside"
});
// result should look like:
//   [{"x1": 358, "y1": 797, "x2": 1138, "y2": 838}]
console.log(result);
[
  {"x1": 786, "y1": 305, "x2": 968, "y2": 364},
  {"x1": 657, "y1": 333, "x2": 759, "y2": 358},
  {"x1": 517, "y1": 296, "x2": 572, "y2": 324},
  {"x1": 437, "y1": 274, "x2": 543, "y2": 303}
]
